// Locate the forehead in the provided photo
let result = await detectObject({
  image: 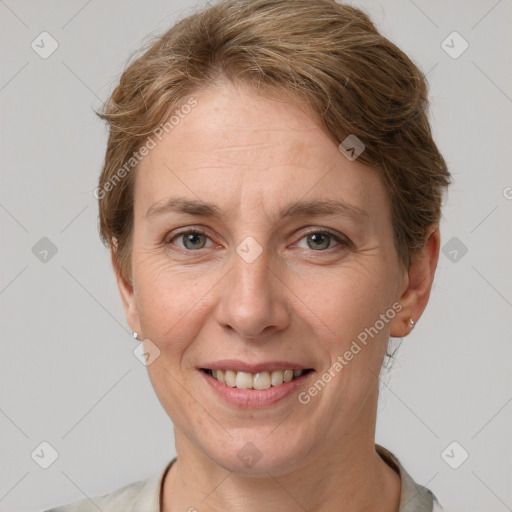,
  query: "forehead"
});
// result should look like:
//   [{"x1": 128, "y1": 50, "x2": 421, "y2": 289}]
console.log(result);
[
  {"x1": 167, "y1": 83, "x2": 331, "y2": 164},
  {"x1": 134, "y1": 82, "x2": 389, "y2": 223}
]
